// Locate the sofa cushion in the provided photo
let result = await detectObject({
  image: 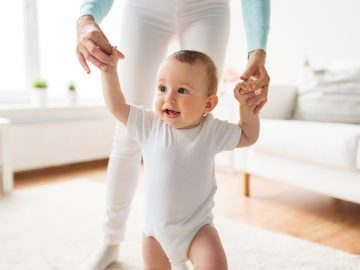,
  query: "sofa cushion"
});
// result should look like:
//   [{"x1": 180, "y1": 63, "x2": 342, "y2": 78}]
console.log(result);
[
  {"x1": 252, "y1": 119, "x2": 360, "y2": 170},
  {"x1": 294, "y1": 62, "x2": 360, "y2": 124},
  {"x1": 294, "y1": 84, "x2": 360, "y2": 124},
  {"x1": 260, "y1": 85, "x2": 297, "y2": 120}
]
